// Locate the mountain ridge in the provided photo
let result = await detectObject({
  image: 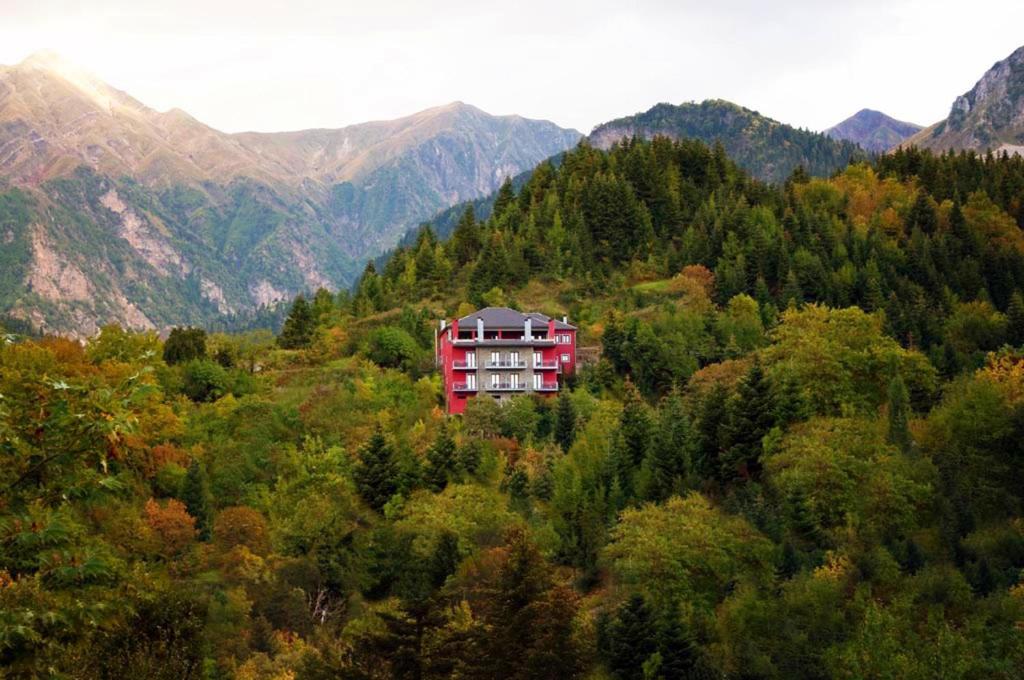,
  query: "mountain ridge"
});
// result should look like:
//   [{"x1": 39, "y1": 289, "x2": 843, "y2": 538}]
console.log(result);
[
  {"x1": 588, "y1": 99, "x2": 866, "y2": 183},
  {"x1": 0, "y1": 53, "x2": 581, "y2": 336},
  {"x1": 903, "y1": 45, "x2": 1024, "y2": 154},
  {"x1": 824, "y1": 108, "x2": 922, "y2": 153}
]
